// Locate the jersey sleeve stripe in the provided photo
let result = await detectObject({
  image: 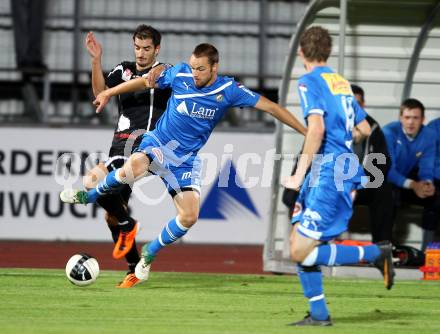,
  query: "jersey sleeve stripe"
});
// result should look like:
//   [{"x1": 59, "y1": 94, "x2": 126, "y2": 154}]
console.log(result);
[
  {"x1": 308, "y1": 108, "x2": 324, "y2": 115},
  {"x1": 174, "y1": 81, "x2": 233, "y2": 99}
]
